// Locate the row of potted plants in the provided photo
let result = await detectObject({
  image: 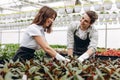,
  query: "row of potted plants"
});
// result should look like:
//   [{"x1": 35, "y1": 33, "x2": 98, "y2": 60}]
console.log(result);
[
  {"x1": 0, "y1": 0, "x2": 120, "y2": 20},
  {"x1": 0, "y1": 44, "x2": 120, "y2": 80},
  {"x1": 0, "y1": 56, "x2": 120, "y2": 80},
  {"x1": 0, "y1": 44, "x2": 120, "y2": 61},
  {"x1": 58, "y1": 0, "x2": 120, "y2": 14},
  {"x1": 0, "y1": 11, "x2": 120, "y2": 29}
]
